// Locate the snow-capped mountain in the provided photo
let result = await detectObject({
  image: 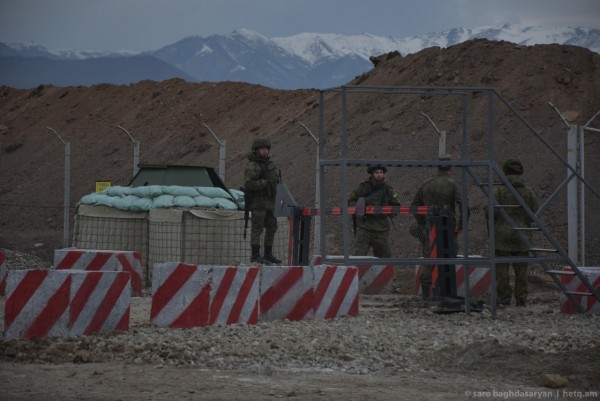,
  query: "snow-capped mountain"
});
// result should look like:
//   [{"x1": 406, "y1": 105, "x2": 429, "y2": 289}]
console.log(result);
[
  {"x1": 273, "y1": 24, "x2": 600, "y2": 65},
  {"x1": 151, "y1": 28, "x2": 309, "y2": 89},
  {"x1": 1, "y1": 24, "x2": 598, "y2": 89},
  {"x1": 0, "y1": 41, "x2": 137, "y2": 59}
]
